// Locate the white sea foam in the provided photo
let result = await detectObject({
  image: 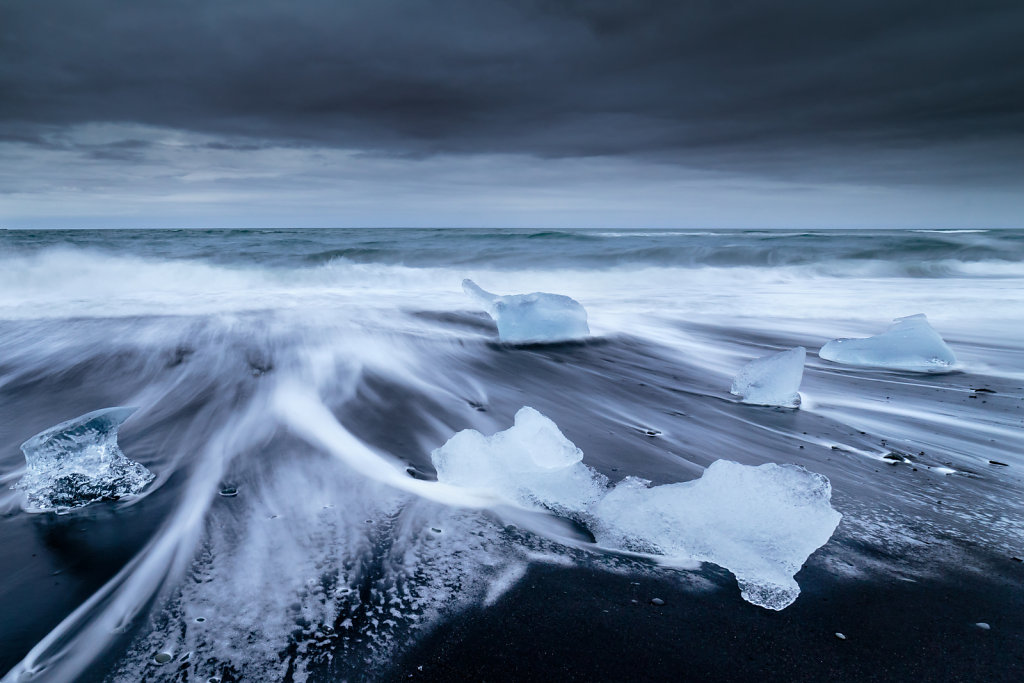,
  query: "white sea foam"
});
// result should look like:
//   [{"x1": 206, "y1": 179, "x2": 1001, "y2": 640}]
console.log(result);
[{"x1": 1, "y1": 248, "x2": 1022, "y2": 350}]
